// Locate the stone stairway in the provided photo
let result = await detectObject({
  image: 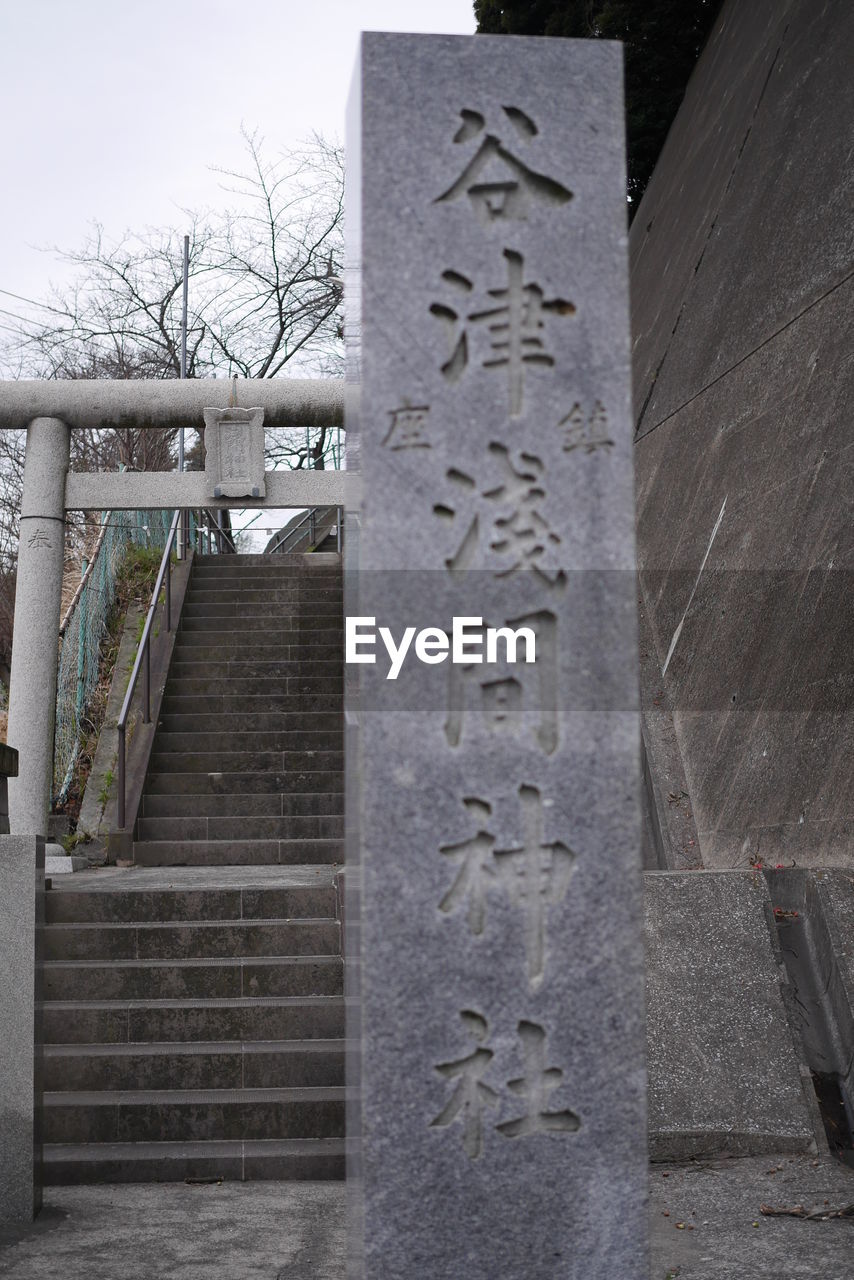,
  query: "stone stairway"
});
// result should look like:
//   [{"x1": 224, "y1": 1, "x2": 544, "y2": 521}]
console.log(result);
[
  {"x1": 136, "y1": 552, "x2": 344, "y2": 868},
  {"x1": 42, "y1": 552, "x2": 346, "y2": 1183}
]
